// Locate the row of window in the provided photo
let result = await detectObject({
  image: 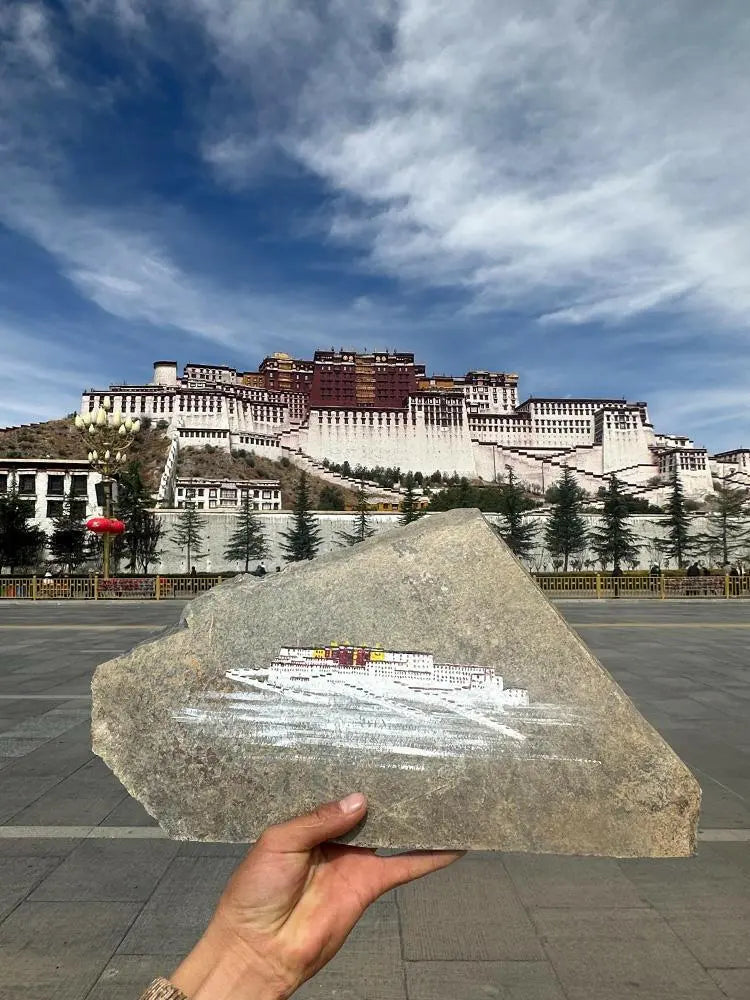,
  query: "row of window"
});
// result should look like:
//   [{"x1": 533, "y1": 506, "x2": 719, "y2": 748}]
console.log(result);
[{"x1": 0, "y1": 473, "x2": 88, "y2": 497}]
